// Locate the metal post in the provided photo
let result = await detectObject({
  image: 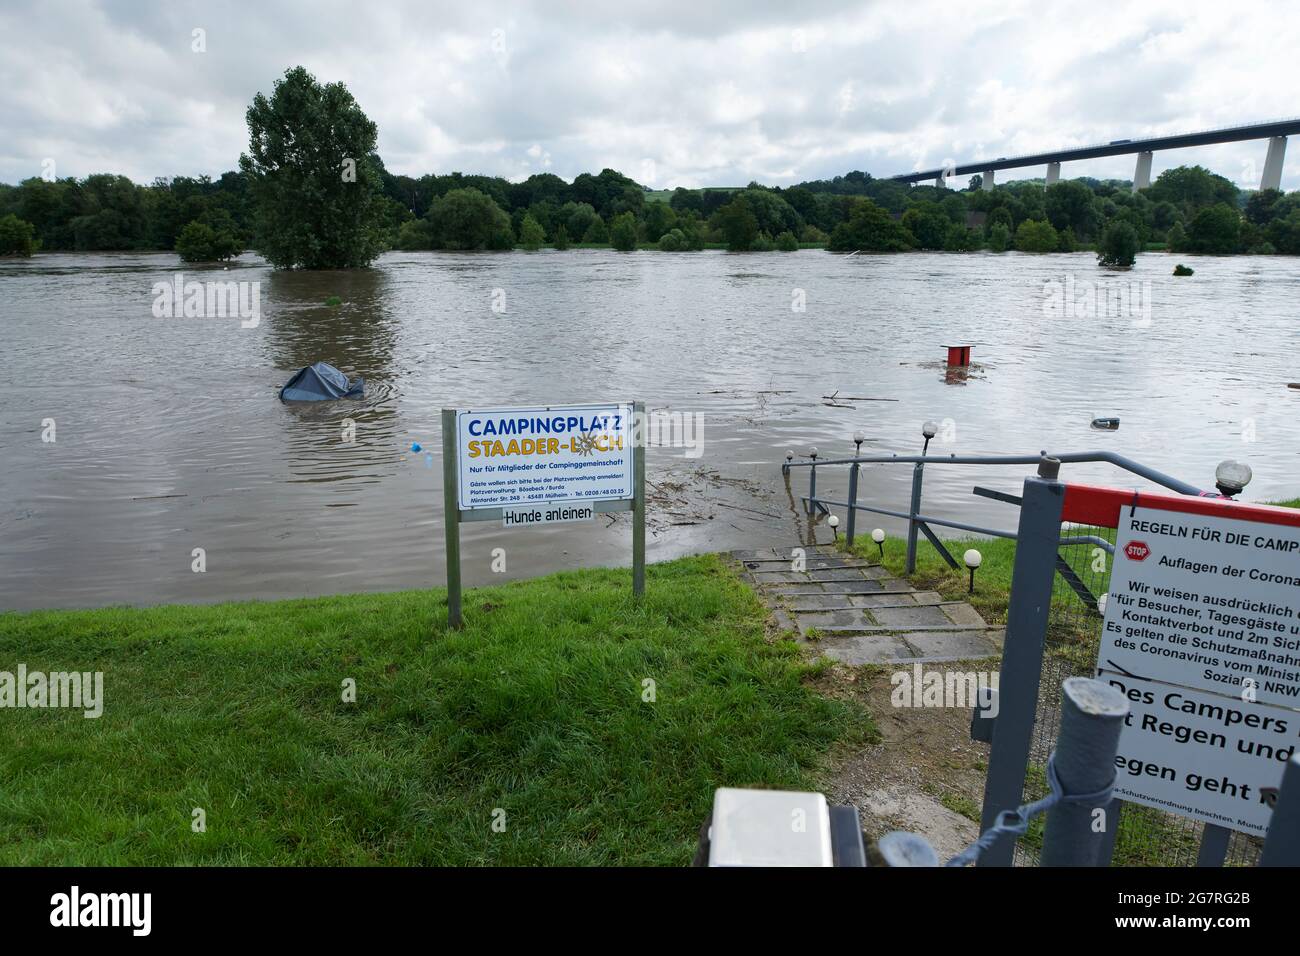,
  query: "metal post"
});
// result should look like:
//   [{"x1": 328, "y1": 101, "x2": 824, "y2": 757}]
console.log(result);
[
  {"x1": 1039, "y1": 678, "x2": 1129, "y2": 866},
  {"x1": 808, "y1": 461, "x2": 817, "y2": 515},
  {"x1": 1196, "y1": 824, "x2": 1231, "y2": 867},
  {"x1": 1261, "y1": 753, "x2": 1300, "y2": 866},
  {"x1": 1096, "y1": 799, "x2": 1124, "y2": 865},
  {"x1": 632, "y1": 400, "x2": 646, "y2": 599},
  {"x1": 845, "y1": 460, "x2": 859, "y2": 548},
  {"x1": 441, "y1": 408, "x2": 462, "y2": 630},
  {"x1": 977, "y1": 465, "x2": 1064, "y2": 867},
  {"x1": 905, "y1": 462, "x2": 923, "y2": 573}
]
